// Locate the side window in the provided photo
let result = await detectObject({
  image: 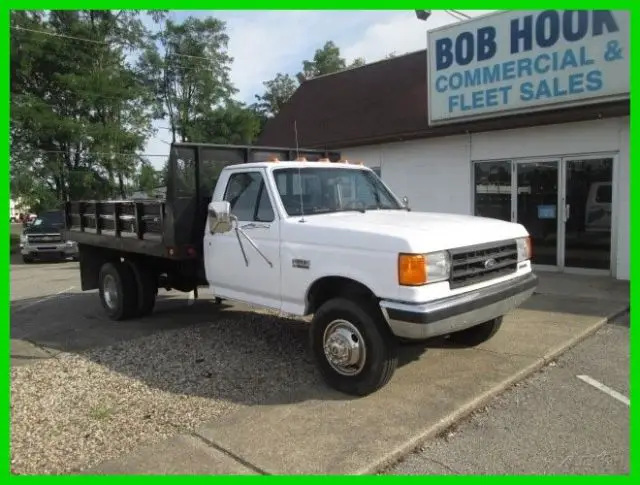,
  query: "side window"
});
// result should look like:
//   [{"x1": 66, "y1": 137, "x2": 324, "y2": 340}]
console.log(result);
[
  {"x1": 223, "y1": 171, "x2": 275, "y2": 222},
  {"x1": 595, "y1": 184, "x2": 612, "y2": 204},
  {"x1": 256, "y1": 187, "x2": 274, "y2": 222}
]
